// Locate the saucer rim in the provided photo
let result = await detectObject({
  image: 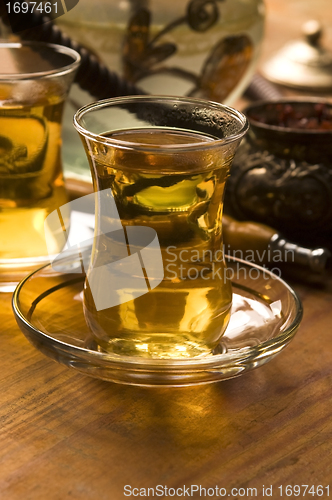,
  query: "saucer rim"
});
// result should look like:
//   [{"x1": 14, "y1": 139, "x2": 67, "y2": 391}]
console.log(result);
[{"x1": 12, "y1": 254, "x2": 303, "y2": 371}]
